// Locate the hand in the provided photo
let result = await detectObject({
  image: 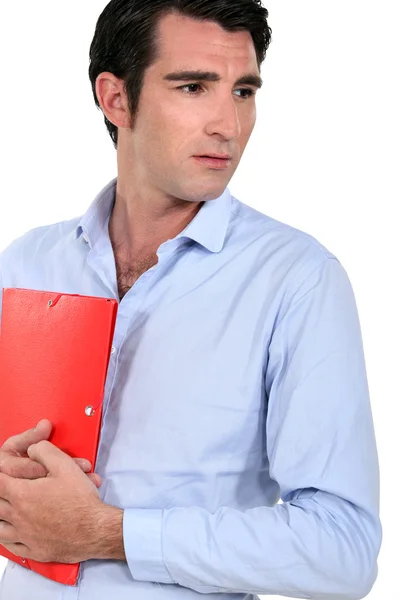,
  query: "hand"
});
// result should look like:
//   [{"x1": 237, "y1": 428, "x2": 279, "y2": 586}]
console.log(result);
[
  {"x1": 0, "y1": 420, "x2": 102, "y2": 488},
  {"x1": 0, "y1": 441, "x2": 123, "y2": 564}
]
